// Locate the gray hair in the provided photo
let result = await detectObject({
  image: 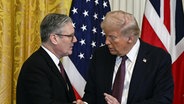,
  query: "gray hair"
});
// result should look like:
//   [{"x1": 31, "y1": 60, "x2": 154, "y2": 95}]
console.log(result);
[
  {"x1": 40, "y1": 13, "x2": 73, "y2": 42},
  {"x1": 101, "y1": 10, "x2": 140, "y2": 37}
]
